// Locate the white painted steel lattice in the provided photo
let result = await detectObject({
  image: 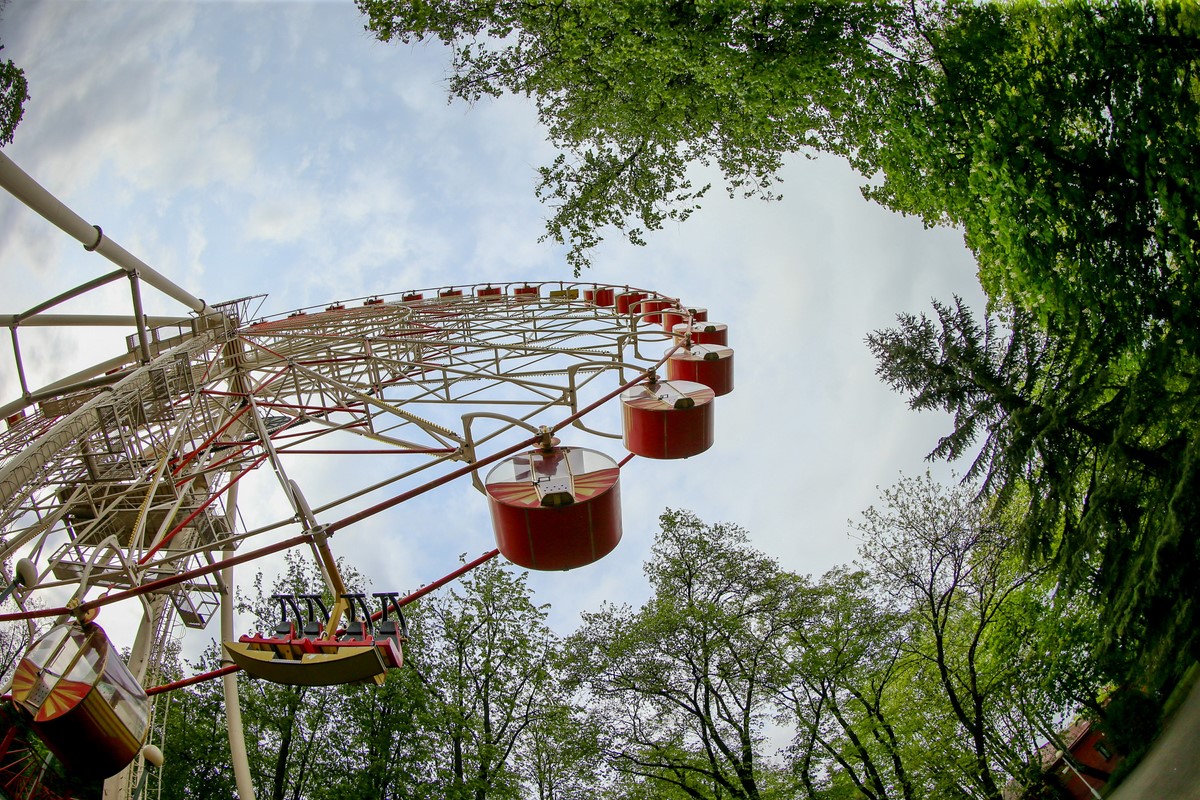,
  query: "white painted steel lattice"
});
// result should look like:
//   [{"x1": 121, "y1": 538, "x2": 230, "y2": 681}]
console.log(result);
[{"x1": 0, "y1": 285, "x2": 680, "y2": 632}]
